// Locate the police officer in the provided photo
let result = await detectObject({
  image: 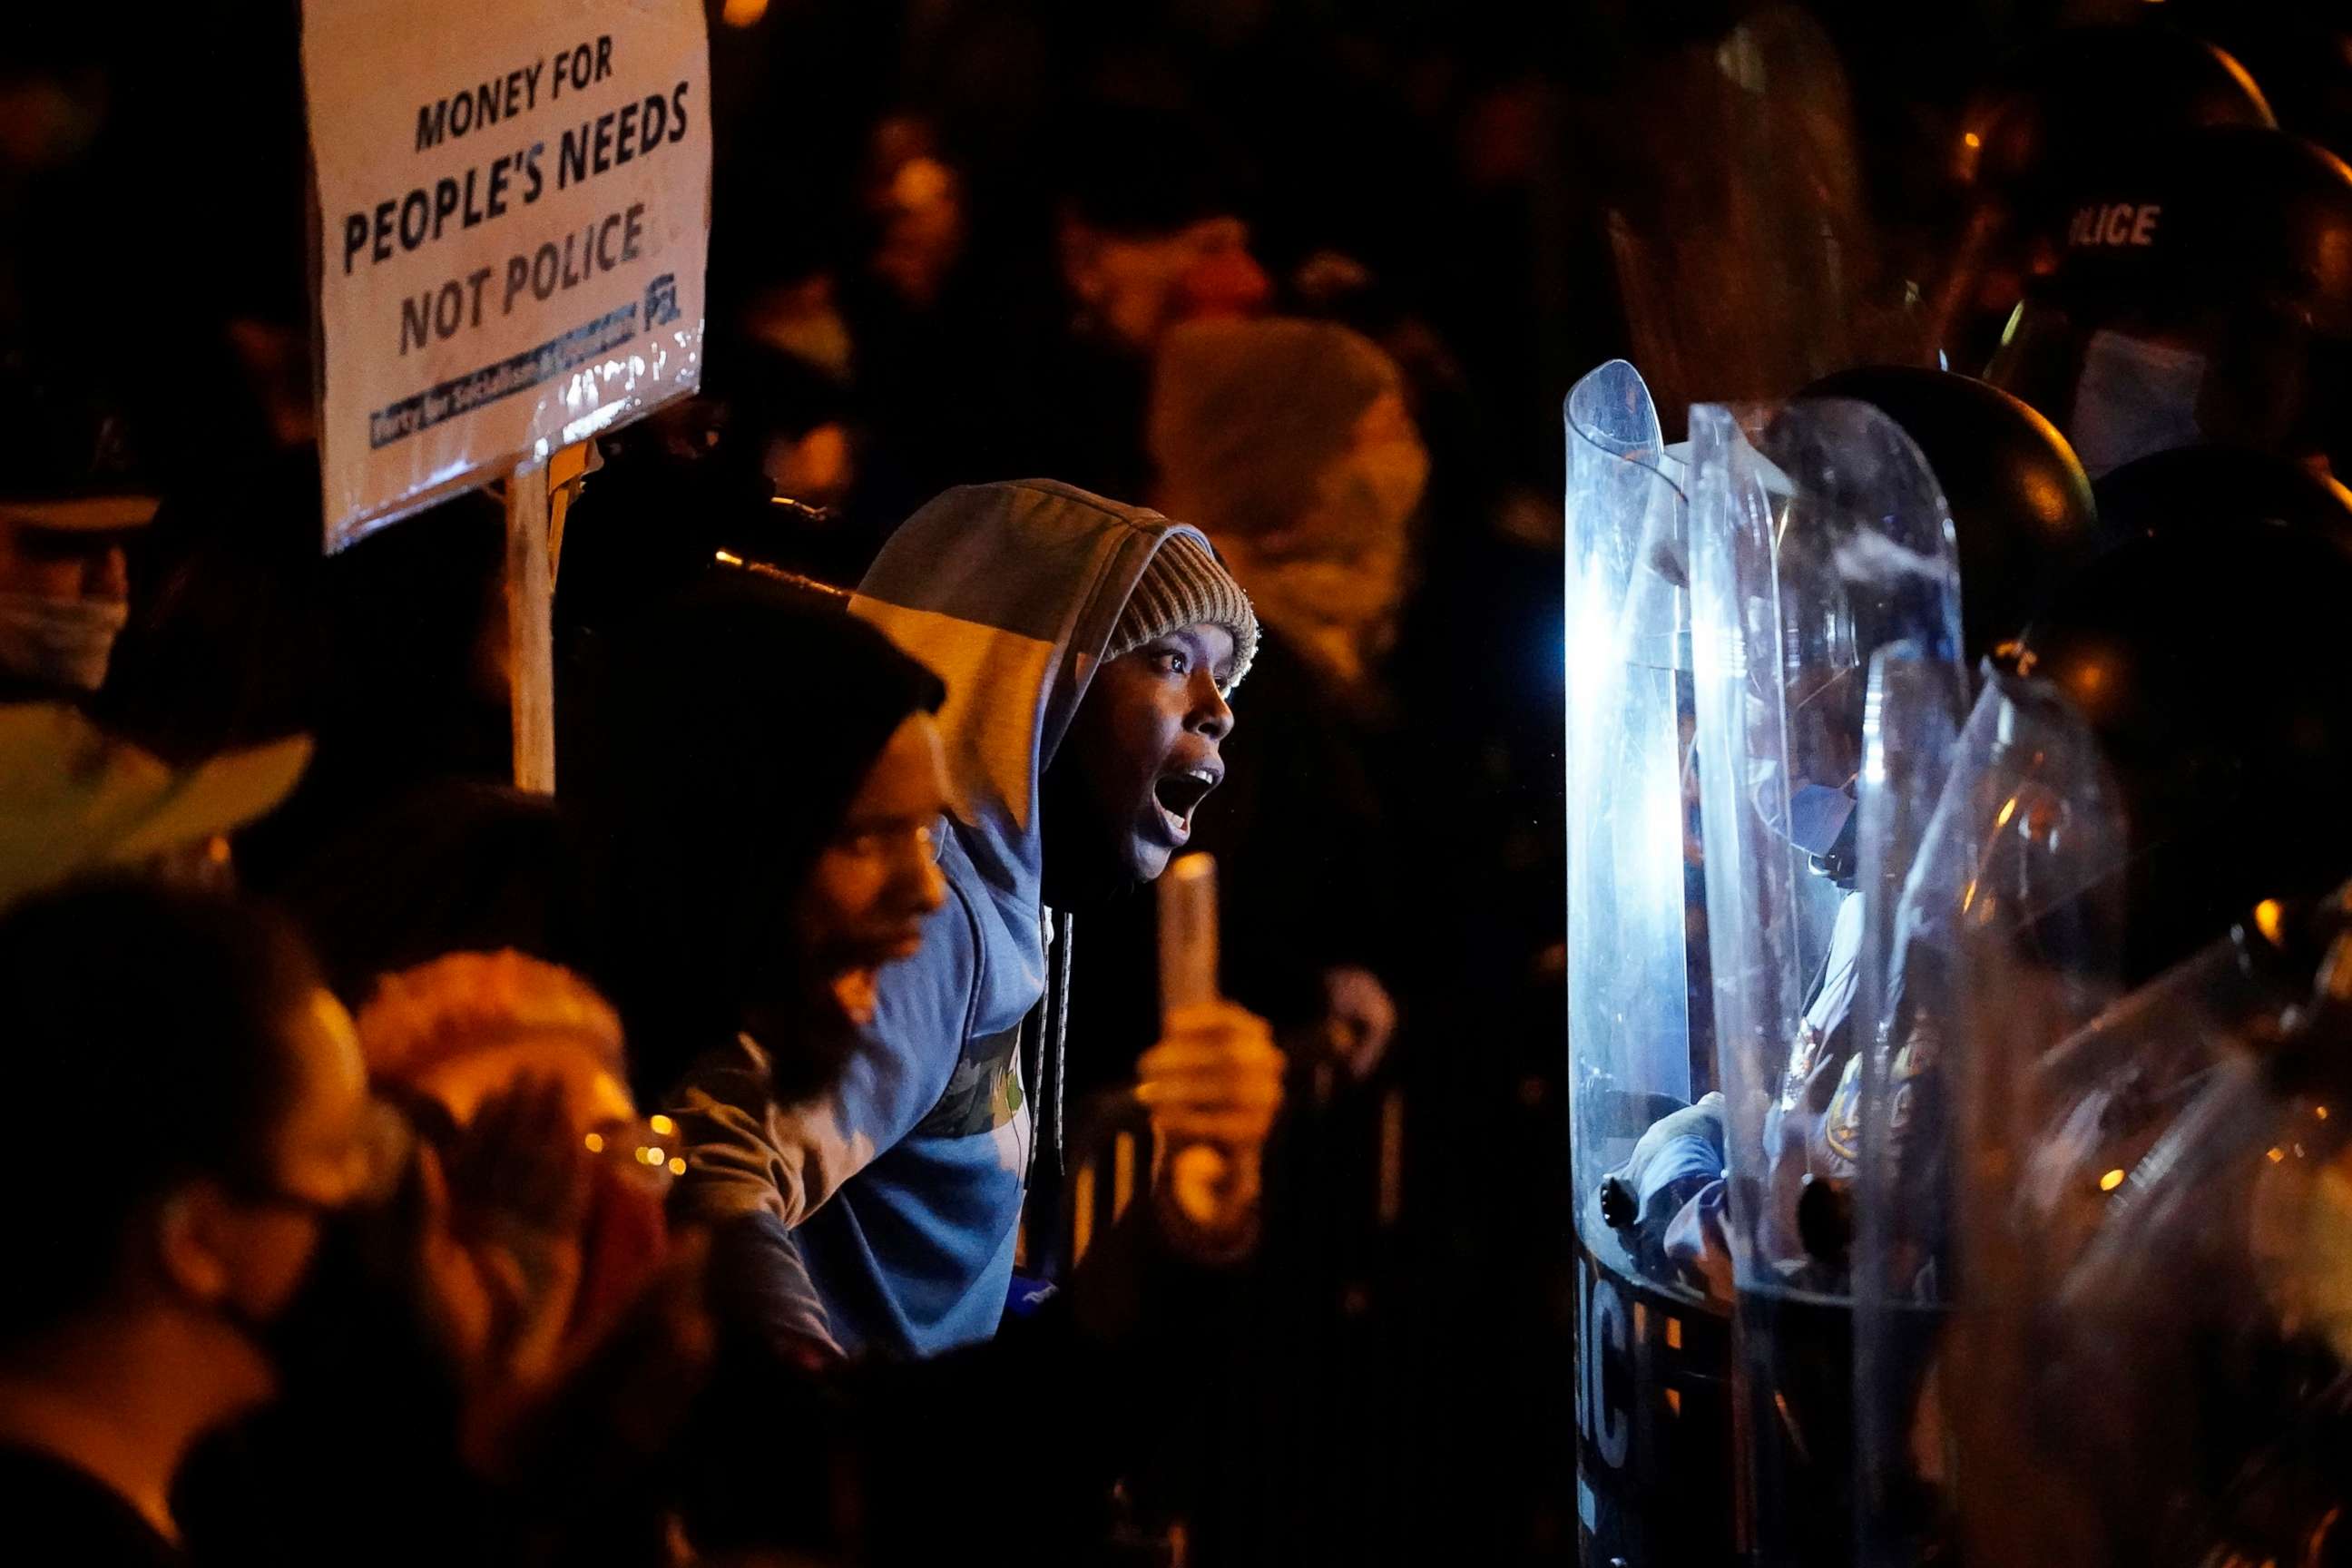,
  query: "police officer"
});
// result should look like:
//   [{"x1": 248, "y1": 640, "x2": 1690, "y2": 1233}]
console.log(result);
[
  {"x1": 1570, "y1": 359, "x2": 2110, "y2": 1565},
  {"x1": 1658, "y1": 371, "x2": 2102, "y2": 1271},
  {"x1": 1687, "y1": 373, "x2": 2111, "y2": 1567},
  {"x1": 1929, "y1": 24, "x2": 2274, "y2": 375},
  {"x1": 1849, "y1": 474, "x2": 2352, "y2": 1564},
  {"x1": 1984, "y1": 122, "x2": 2352, "y2": 477},
  {"x1": 1752, "y1": 369, "x2": 2111, "y2": 1281}
]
